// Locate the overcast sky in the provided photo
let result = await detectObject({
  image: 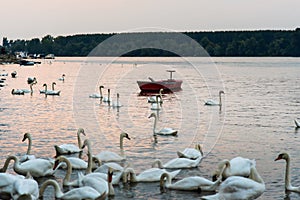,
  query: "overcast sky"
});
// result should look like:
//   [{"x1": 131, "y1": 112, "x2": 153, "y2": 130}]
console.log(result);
[{"x1": 1, "y1": 0, "x2": 300, "y2": 42}]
